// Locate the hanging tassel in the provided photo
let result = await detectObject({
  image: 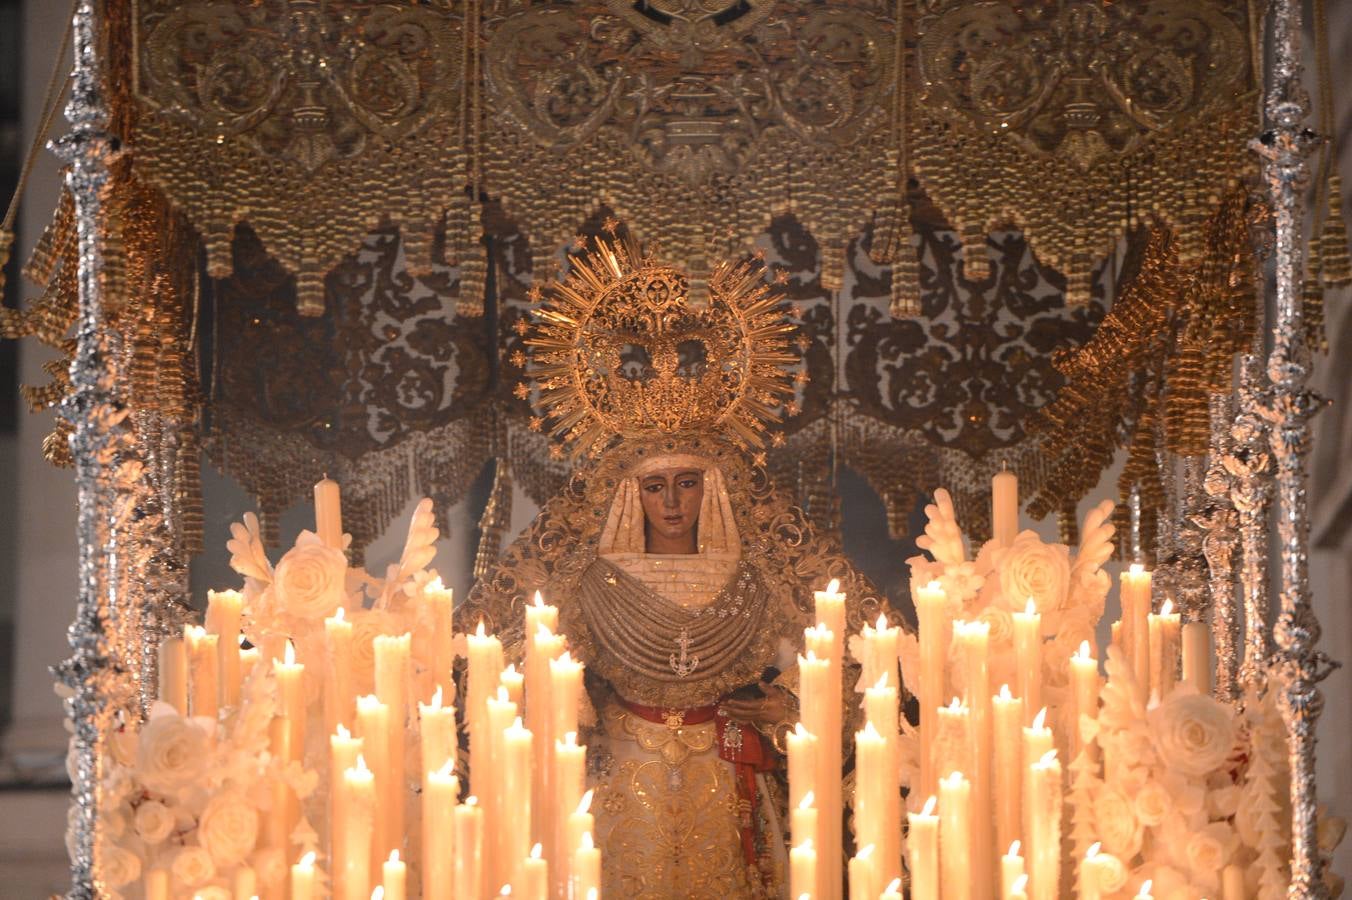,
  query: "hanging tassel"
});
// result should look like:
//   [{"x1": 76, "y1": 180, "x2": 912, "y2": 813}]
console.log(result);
[
  {"x1": 473, "y1": 457, "x2": 514, "y2": 582},
  {"x1": 960, "y1": 220, "x2": 990, "y2": 282},
  {"x1": 890, "y1": 214, "x2": 922, "y2": 318},
  {"x1": 1320, "y1": 174, "x2": 1352, "y2": 287},
  {"x1": 1303, "y1": 238, "x2": 1327, "y2": 352}
]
